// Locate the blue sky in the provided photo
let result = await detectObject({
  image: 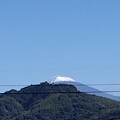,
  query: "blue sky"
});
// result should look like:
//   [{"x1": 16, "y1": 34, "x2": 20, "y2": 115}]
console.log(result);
[{"x1": 0, "y1": 0, "x2": 120, "y2": 94}]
